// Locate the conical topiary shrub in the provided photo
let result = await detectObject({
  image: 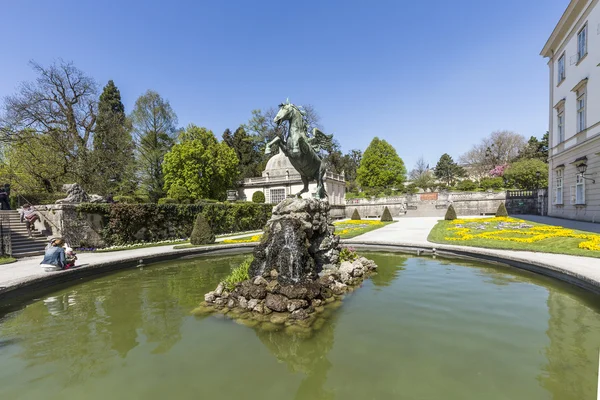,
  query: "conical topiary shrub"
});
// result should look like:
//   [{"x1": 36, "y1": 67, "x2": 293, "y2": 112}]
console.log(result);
[
  {"x1": 351, "y1": 208, "x2": 361, "y2": 220},
  {"x1": 190, "y1": 213, "x2": 215, "y2": 245},
  {"x1": 380, "y1": 206, "x2": 393, "y2": 222},
  {"x1": 496, "y1": 202, "x2": 508, "y2": 217},
  {"x1": 444, "y1": 204, "x2": 457, "y2": 220}
]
